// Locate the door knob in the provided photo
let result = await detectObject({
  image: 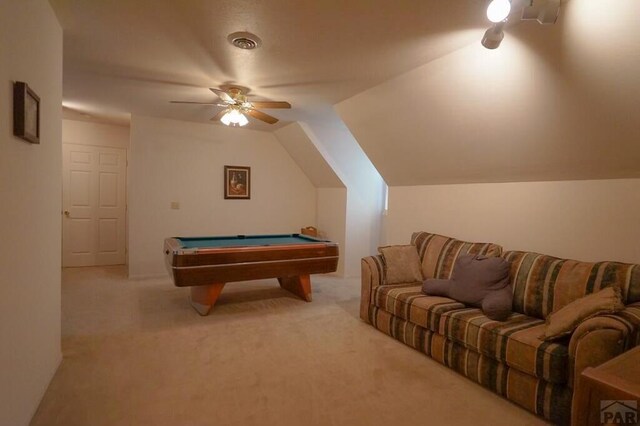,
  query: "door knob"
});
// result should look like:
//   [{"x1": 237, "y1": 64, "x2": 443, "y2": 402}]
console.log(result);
[{"x1": 64, "y1": 210, "x2": 70, "y2": 217}]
